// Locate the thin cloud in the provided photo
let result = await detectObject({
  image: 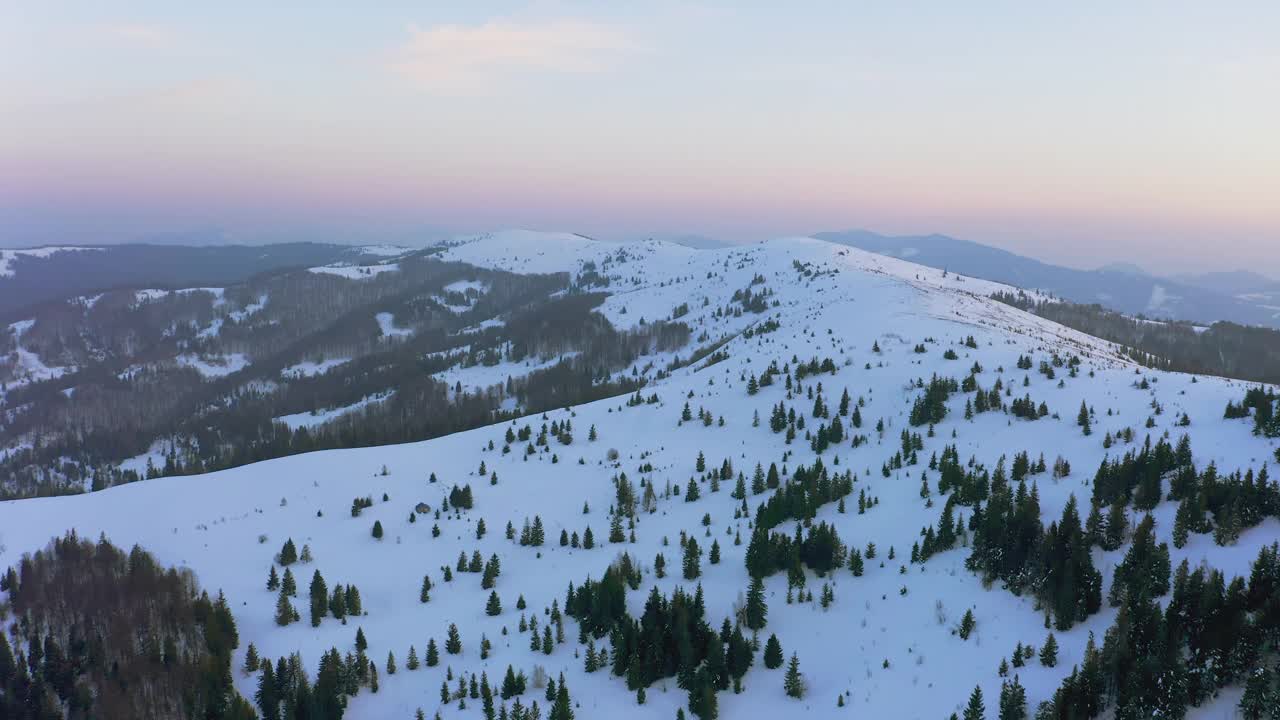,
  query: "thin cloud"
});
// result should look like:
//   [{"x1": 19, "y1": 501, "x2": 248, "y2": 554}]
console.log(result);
[
  {"x1": 94, "y1": 23, "x2": 183, "y2": 50},
  {"x1": 388, "y1": 19, "x2": 635, "y2": 92}
]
